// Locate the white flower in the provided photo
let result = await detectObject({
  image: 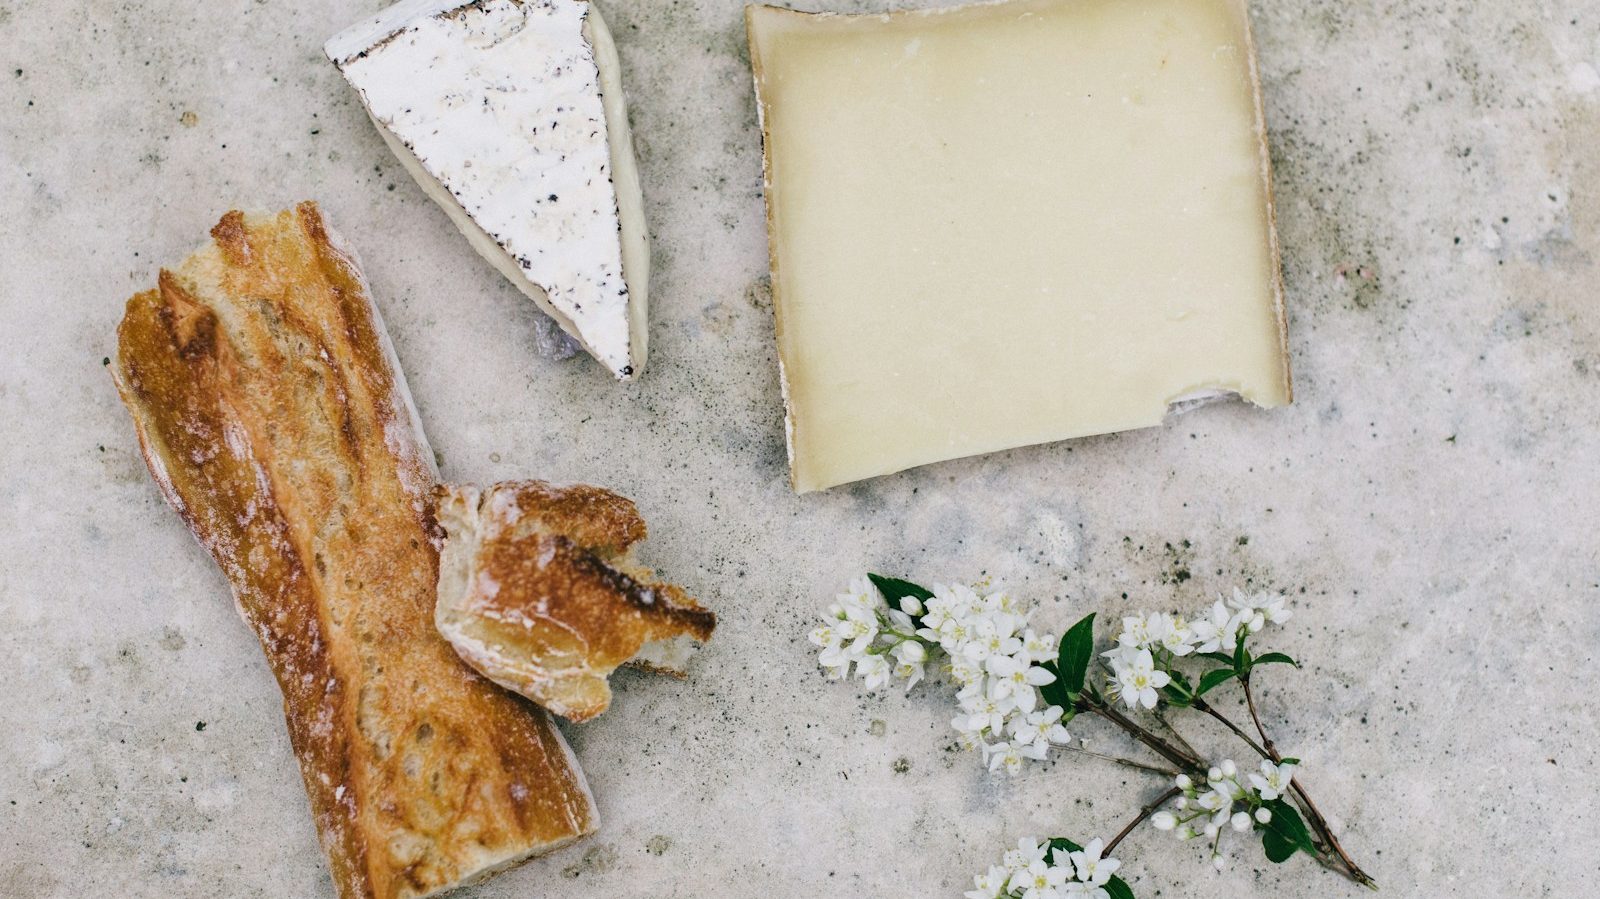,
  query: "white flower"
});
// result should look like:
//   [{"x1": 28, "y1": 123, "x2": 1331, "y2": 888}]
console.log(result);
[
  {"x1": 987, "y1": 653, "x2": 1056, "y2": 712},
  {"x1": 984, "y1": 589, "x2": 1021, "y2": 616},
  {"x1": 887, "y1": 607, "x2": 917, "y2": 632},
  {"x1": 1249, "y1": 759, "x2": 1296, "y2": 801},
  {"x1": 1003, "y1": 837, "x2": 1049, "y2": 872},
  {"x1": 856, "y1": 653, "x2": 891, "y2": 690},
  {"x1": 1062, "y1": 884, "x2": 1109, "y2": 899},
  {"x1": 966, "y1": 864, "x2": 1010, "y2": 899},
  {"x1": 963, "y1": 615, "x2": 1023, "y2": 662},
  {"x1": 1195, "y1": 788, "x2": 1229, "y2": 813},
  {"x1": 1148, "y1": 612, "x2": 1194, "y2": 656},
  {"x1": 985, "y1": 741, "x2": 1026, "y2": 775},
  {"x1": 1011, "y1": 706, "x2": 1073, "y2": 748},
  {"x1": 1021, "y1": 629, "x2": 1057, "y2": 663},
  {"x1": 1117, "y1": 614, "x2": 1153, "y2": 648},
  {"x1": 1008, "y1": 858, "x2": 1068, "y2": 899},
  {"x1": 891, "y1": 640, "x2": 927, "y2": 689},
  {"x1": 817, "y1": 642, "x2": 854, "y2": 679},
  {"x1": 948, "y1": 655, "x2": 985, "y2": 687},
  {"x1": 1190, "y1": 600, "x2": 1239, "y2": 654},
  {"x1": 1067, "y1": 838, "x2": 1121, "y2": 886},
  {"x1": 1110, "y1": 649, "x2": 1170, "y2": 709},
  {"x1": 1257, "y1": 593, "x2": 1292, "y2": 625},
  {"x1": 807, "y1": 623, "x2": 837, "y2": 648}
]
